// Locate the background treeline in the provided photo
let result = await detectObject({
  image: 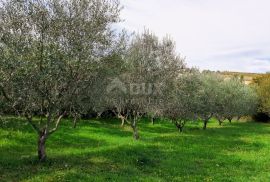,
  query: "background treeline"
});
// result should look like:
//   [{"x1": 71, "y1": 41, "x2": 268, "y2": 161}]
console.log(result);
[
  {"x1": 253, "y1": 74, "x2": 270, "y2": 122},
  {"x1": 0, "y1": 0, "x2": 266, "y2": 161}
]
